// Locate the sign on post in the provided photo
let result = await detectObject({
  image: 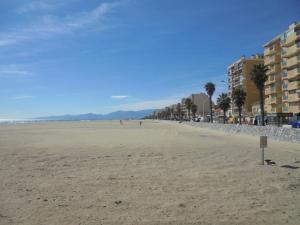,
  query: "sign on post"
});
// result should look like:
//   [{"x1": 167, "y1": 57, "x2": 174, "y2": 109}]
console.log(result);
[
  {"x1": 260, "y1": 136, "x2": 267, "y2": 165},
  {"x1": 260, "y1": 136, "x2": 268, "y2": 148}
]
